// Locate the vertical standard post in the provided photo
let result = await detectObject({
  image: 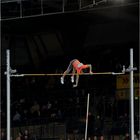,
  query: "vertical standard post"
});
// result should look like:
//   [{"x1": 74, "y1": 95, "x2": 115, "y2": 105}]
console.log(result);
[
  {"x1": 130, "y1": 48, "x2": 134, "y2": 140},
  {"x1": 85, "y1": 93, "x2": 90, "y2": 140},
  {"x1": 6, "y1": 50, "x2": 11, "y2": 140}
]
